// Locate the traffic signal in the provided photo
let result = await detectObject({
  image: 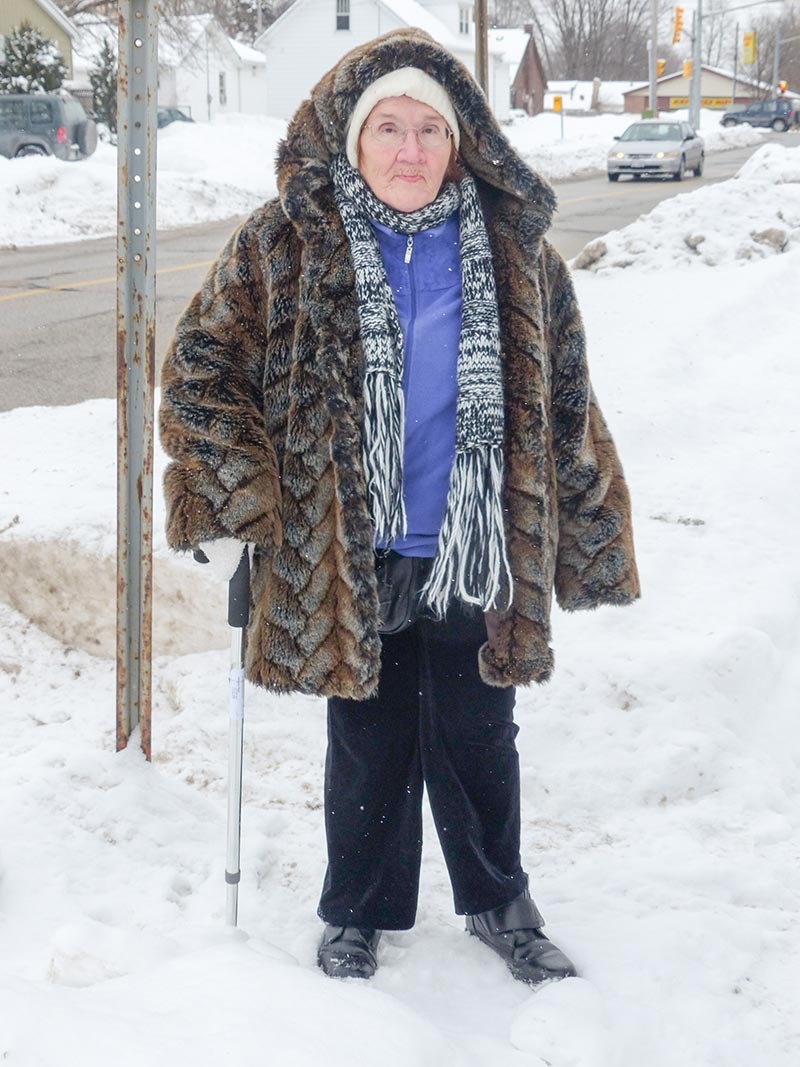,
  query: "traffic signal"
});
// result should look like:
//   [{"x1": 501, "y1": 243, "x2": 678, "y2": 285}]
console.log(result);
[
  {"x1": 683, "y1": 60, "x2": 693, "y2": 79},
  {"x1": 778, "y1": 80, "x2": 788, "y2": 93},
  {"x1": 672, "y1": 6, "x2": 684, "y2": 44},
  {"x1": 742, "y1": 31, "x2": 756, "y2": 66},
  {"x1": 657, "y1": 59, "x2": 666, "y2": 77}
]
